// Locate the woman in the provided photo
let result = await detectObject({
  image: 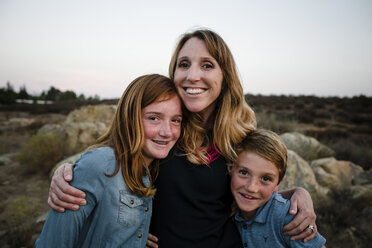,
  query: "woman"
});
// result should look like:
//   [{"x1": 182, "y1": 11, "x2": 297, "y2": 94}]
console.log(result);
[
  {"x1": 36, "y1": 74, "x2": 183, "y2": 247},
  {"x1": 48, "y1": 29, "x2": 317, "y2": 248}
]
